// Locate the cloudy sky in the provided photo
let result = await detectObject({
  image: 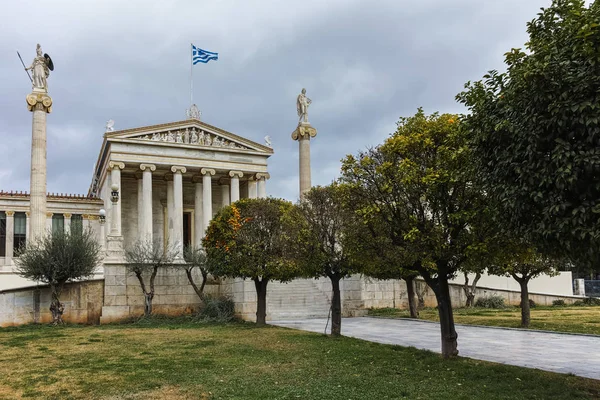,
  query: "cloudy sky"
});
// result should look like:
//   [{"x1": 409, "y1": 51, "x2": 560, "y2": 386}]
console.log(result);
[{"x1": 0, "y1": 0, "x2": 552, "y2": 201}]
